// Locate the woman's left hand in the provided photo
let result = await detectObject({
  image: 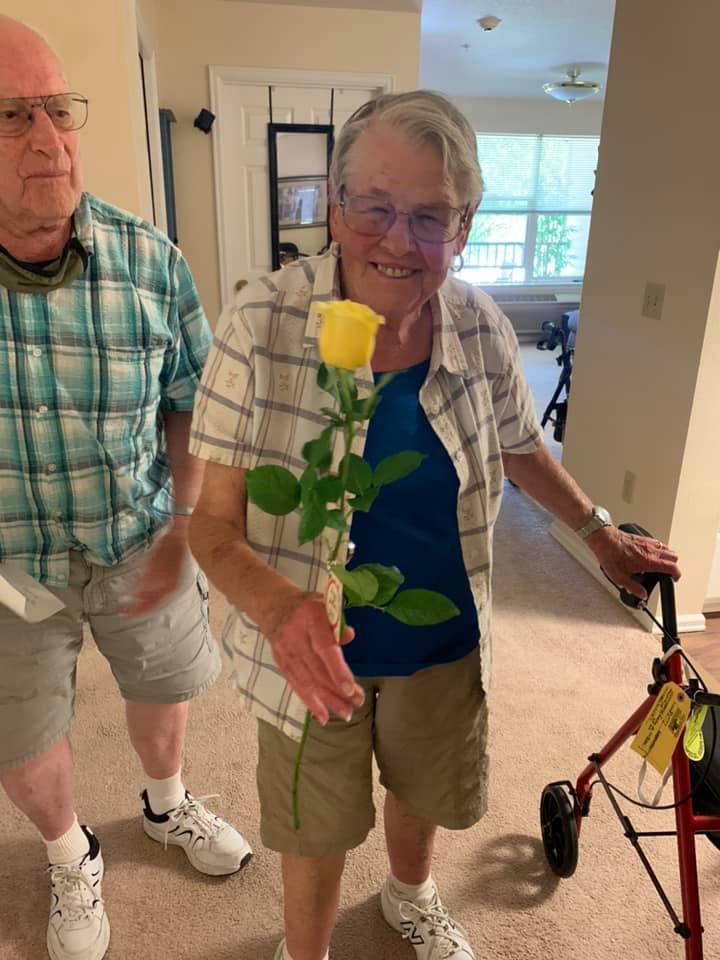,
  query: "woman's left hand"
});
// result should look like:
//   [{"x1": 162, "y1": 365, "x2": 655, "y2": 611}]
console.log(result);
[{"x1": 586, "y1": 525, "x2": 681, "y2": 599}]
